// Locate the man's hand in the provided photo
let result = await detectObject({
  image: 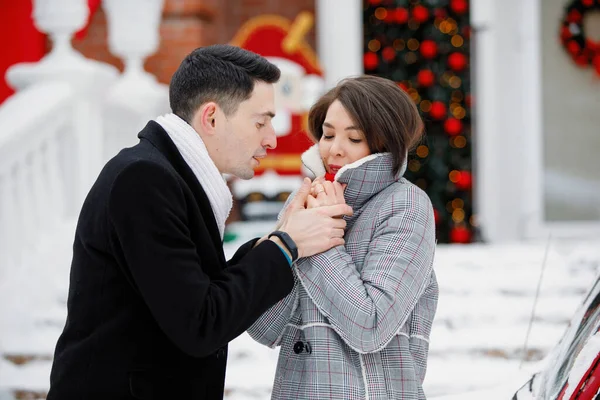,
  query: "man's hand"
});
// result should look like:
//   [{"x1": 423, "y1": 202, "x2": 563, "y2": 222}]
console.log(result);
[{"x1": 278, "y1": 178, "x2": 353, "y2": 258}]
